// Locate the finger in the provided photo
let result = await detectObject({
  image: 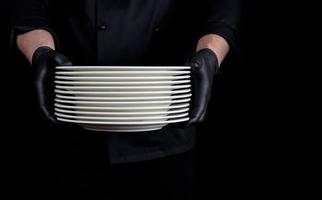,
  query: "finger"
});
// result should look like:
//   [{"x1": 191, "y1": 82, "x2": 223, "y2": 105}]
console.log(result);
[
  {"x1": 45, "y1": 110, "x2": 59, "y2": 124},
  {"x1": 185, "y1": 106, "x2": 196, "y2": 125},
  {"x1": 199, "y1": 110, "x2": 207, "y2": 122},
  {"x1": 54, "y1": 52, "x2": 72, "y2": 66},
  {"x1": 35, "y1": 59, "x2": 57, "y2": 123},
  {"x1": 189, "y1": 84, "x2": 208, "y2": 123},
  {"x1": 187, "y1": 116, "x2": 198, "y2": 125}
]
